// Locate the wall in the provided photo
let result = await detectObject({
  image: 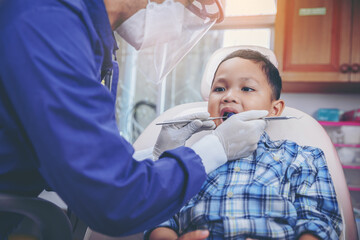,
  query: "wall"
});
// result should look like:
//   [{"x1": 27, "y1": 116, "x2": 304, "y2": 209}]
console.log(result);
[{"x1": 281, "y1": 93, "x2": 360, "y2": 117}]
